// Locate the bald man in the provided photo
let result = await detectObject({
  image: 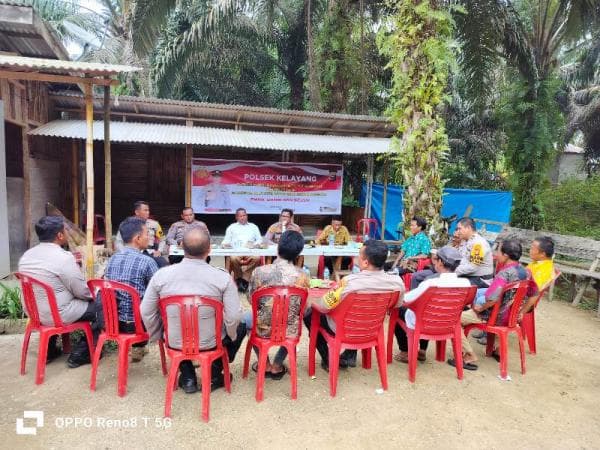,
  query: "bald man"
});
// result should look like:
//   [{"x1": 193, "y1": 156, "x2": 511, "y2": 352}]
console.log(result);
[{"x1": 141, "y1": 228, "x2": 245, "y2": 394}]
